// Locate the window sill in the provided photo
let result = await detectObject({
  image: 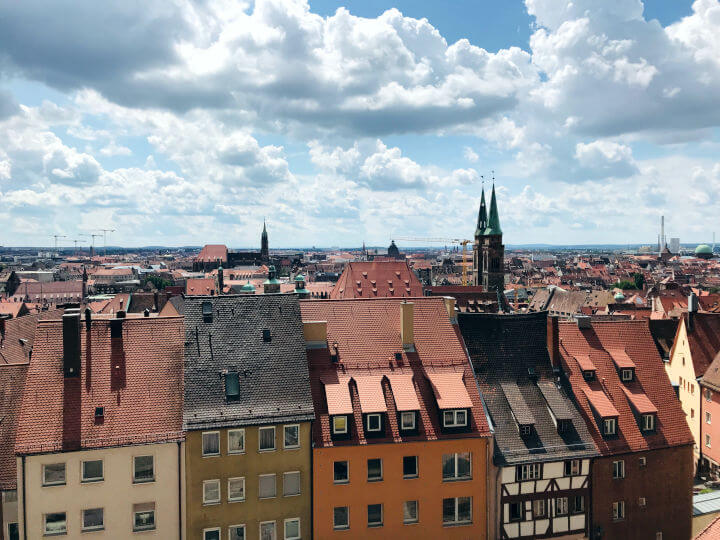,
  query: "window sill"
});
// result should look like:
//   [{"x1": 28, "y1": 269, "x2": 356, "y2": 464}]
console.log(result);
[
  {"x1": 258, "y1": 495, "x2": 277, "y2": 500},
  {"x1": 258, "y1": 448, "x2": 276, "y2": 453},
  {"x1": 81, "y1": 527, "x2": 105, "y2": 533},
  {"x1": 42, "y1": 483, "x2": 66, "y2": 488},
  {"x1": 132, "y1": 479, "x2": 155, "y2": 484},
  {"x1": 367, "y1": 523, "x2": 383, "y2": 528},
  {"x1": 43, "y1": 532, "x2": 67, "y2": 537},
  {"x1": 202, "y1": 454, "x2": 220, "y2": 458},
  {"x1": 403, "y1": 475, "x2": 419, "y2": 480},
  {"x1": 228, "y1": 498, "x2": 246, "y2": 503},
  {"x1": 367, "y1": 478, "x2": 383, "y2": 482},
  {"x1": 203, "y1": 501, "x2": 221, "y2": 506},
  {"x1": 283, "y1": 445, "x2": 301, "y2": 451},
  {"x1": 81, "y1": 478, "x2": 104, "y2": 484},
  {"x1": 442, "y1": 477, "x2": 472, "y2": 482},
  {"x1": 333, "y1": 526, "x2": 349, "y2": 531},
  {"x1": 228, "y1": 450, "x2": 246, "y2": 455},
  {"x1": 403, "y1": 521, "x2": 419, "y2": 525},
  {"x1": 283, "y1": 493, "x2": 301, "y2": 497},
  {"x1": 443, "y1": 521, "x2": 472, "y2": 527},
  {"x1": 333, "y1": 480, "x2": 349, "y2": 485},
  {"x1": 133, "y1": 528, "x2": 156, "y2": 533}
]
